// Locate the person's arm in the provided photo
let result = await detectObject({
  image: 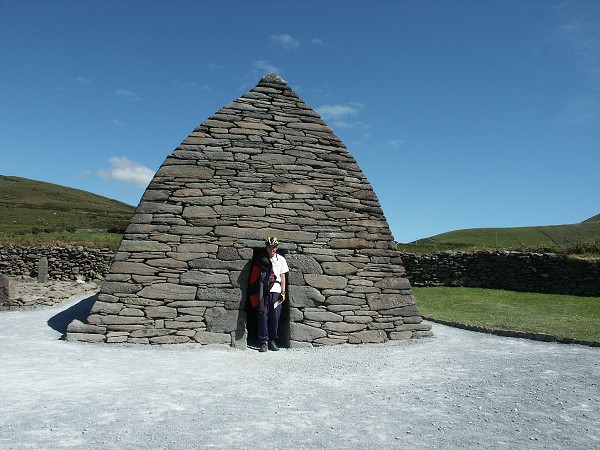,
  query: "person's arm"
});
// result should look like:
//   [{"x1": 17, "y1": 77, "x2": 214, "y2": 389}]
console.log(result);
[{"x1": 280, "y1": 272, "x2": 286, "y2": 292}]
